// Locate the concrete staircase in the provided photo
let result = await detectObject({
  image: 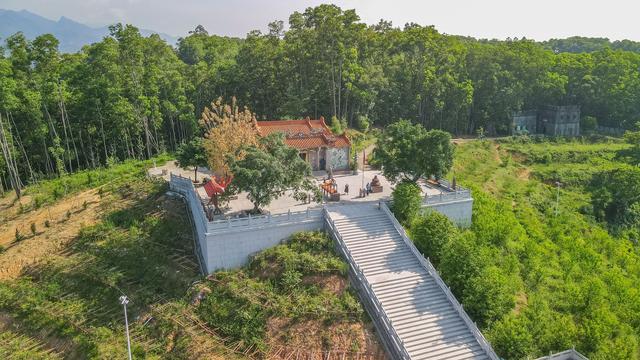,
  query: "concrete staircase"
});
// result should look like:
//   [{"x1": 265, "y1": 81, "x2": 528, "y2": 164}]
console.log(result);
[{"x1": 324, "y1": 202, "x2": 498, "y2": 360}]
